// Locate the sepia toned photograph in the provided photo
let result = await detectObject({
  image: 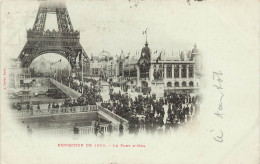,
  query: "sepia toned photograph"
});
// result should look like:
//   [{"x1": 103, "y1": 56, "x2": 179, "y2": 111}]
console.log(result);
[
  {"x1": 1, "y1": 0, "x2": 259, "y2": 163},
  {"x1": 7, "y1": 1, "x2": 202, "y2": 138}
]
